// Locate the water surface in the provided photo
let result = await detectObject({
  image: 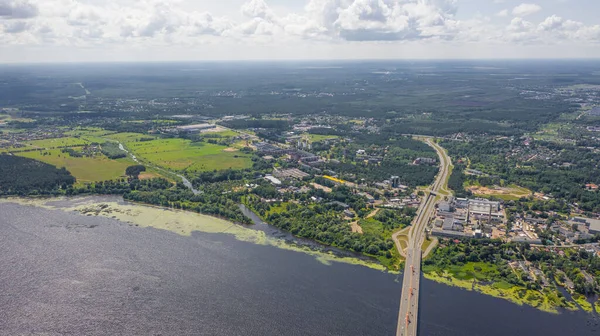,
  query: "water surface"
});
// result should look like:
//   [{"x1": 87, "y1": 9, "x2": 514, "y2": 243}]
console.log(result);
[{"x1": 0, "y1": 201, "x2": 598, "y2": 336}]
